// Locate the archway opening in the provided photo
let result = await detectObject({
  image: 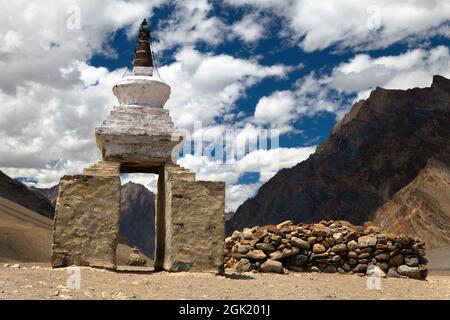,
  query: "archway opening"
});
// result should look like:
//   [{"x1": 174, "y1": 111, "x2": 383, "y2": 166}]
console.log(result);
[{"x1": 116, "y1": 172, "x2": 158, "y2": 270}]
